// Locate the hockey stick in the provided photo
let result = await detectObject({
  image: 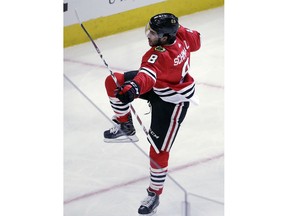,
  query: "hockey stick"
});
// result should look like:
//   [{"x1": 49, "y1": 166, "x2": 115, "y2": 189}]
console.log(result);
[{"x1": 74, "y1": 9, "x2": 149, "y2": 136}]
